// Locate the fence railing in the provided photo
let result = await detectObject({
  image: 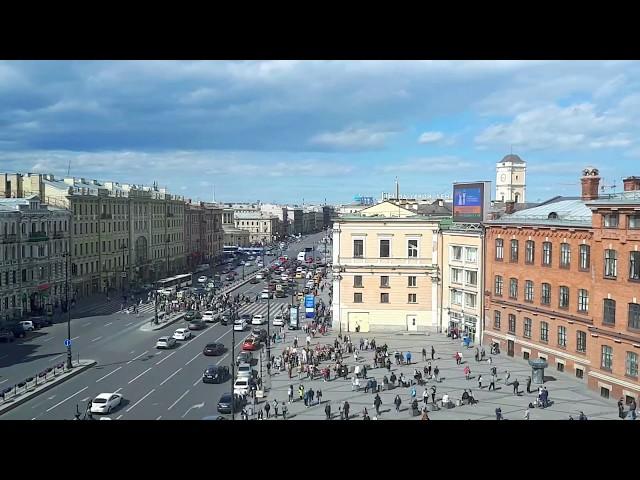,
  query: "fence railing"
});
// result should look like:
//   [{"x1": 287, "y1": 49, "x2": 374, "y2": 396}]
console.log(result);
[{"x1": 0, "y1": 361, "x2": 75, "y2": 406}]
